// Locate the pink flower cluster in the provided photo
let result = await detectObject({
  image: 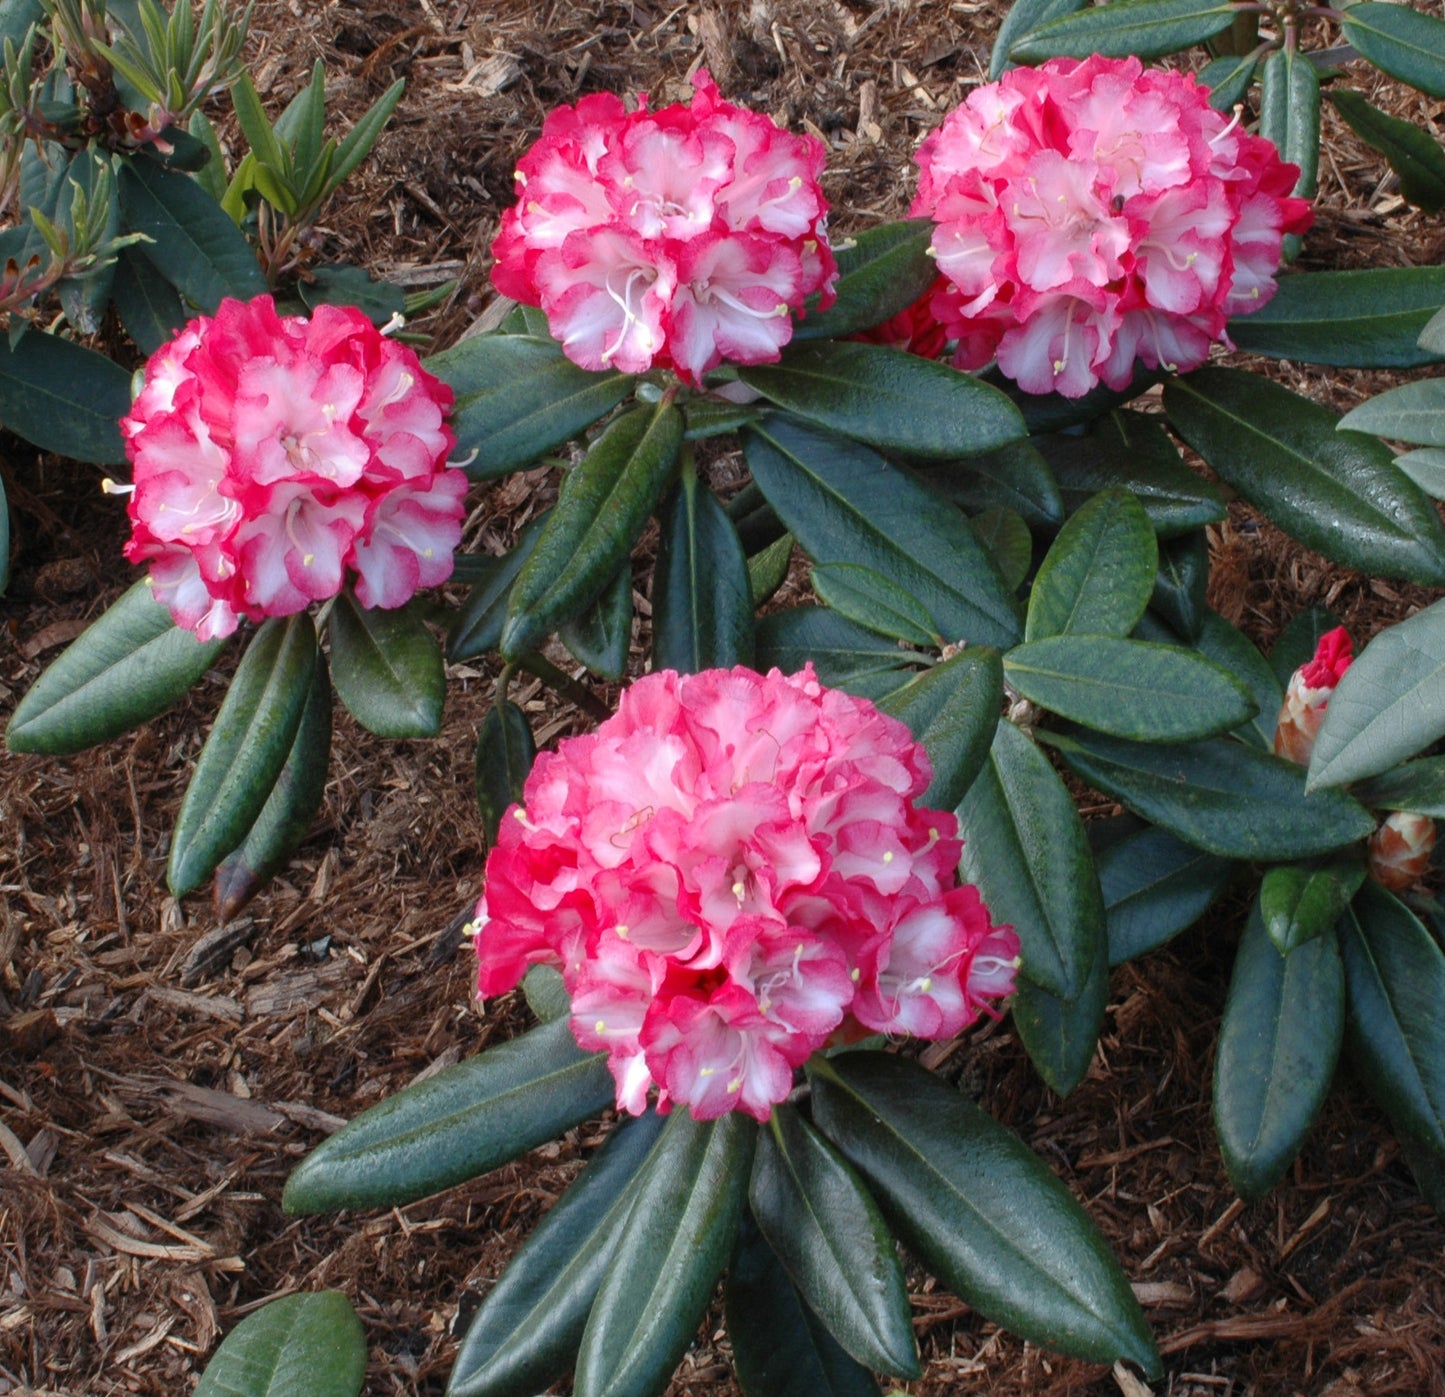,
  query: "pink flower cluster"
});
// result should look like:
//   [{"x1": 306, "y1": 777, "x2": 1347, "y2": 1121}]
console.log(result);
[
  {"x1": 474, "y1": 665, "x2": 1018, "y2": 1122},
  {"x1": 910, "y1": 55, "x2": 1313, "y2": 397},
  {"x1": 490, "y1": 71, "x2": 836, "y2": 386},
  {"x1": 120, "y1": 296, "x2": 465, "y2": 640}
]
